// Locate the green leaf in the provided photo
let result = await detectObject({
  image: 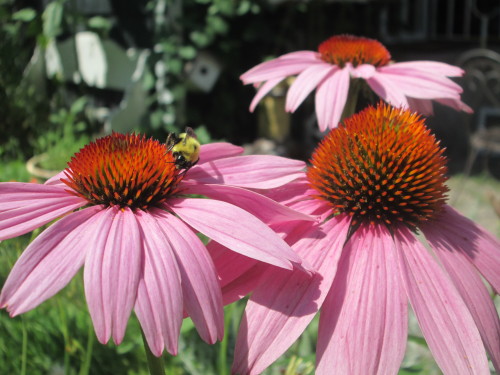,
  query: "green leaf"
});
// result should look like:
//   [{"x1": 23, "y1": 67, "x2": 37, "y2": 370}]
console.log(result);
[
  {"x1": 179, "y1": 45, "x2": 197, "y2": 60},
  {"x1": 88, "y1": 16, "x2": 112, "y2": 31},
  {"x1": 42, "y1": 1, "x2": 63, "y2": 39},
  {"x1": 12, "y1": 8, "x2": 37, "y2": 22}
]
